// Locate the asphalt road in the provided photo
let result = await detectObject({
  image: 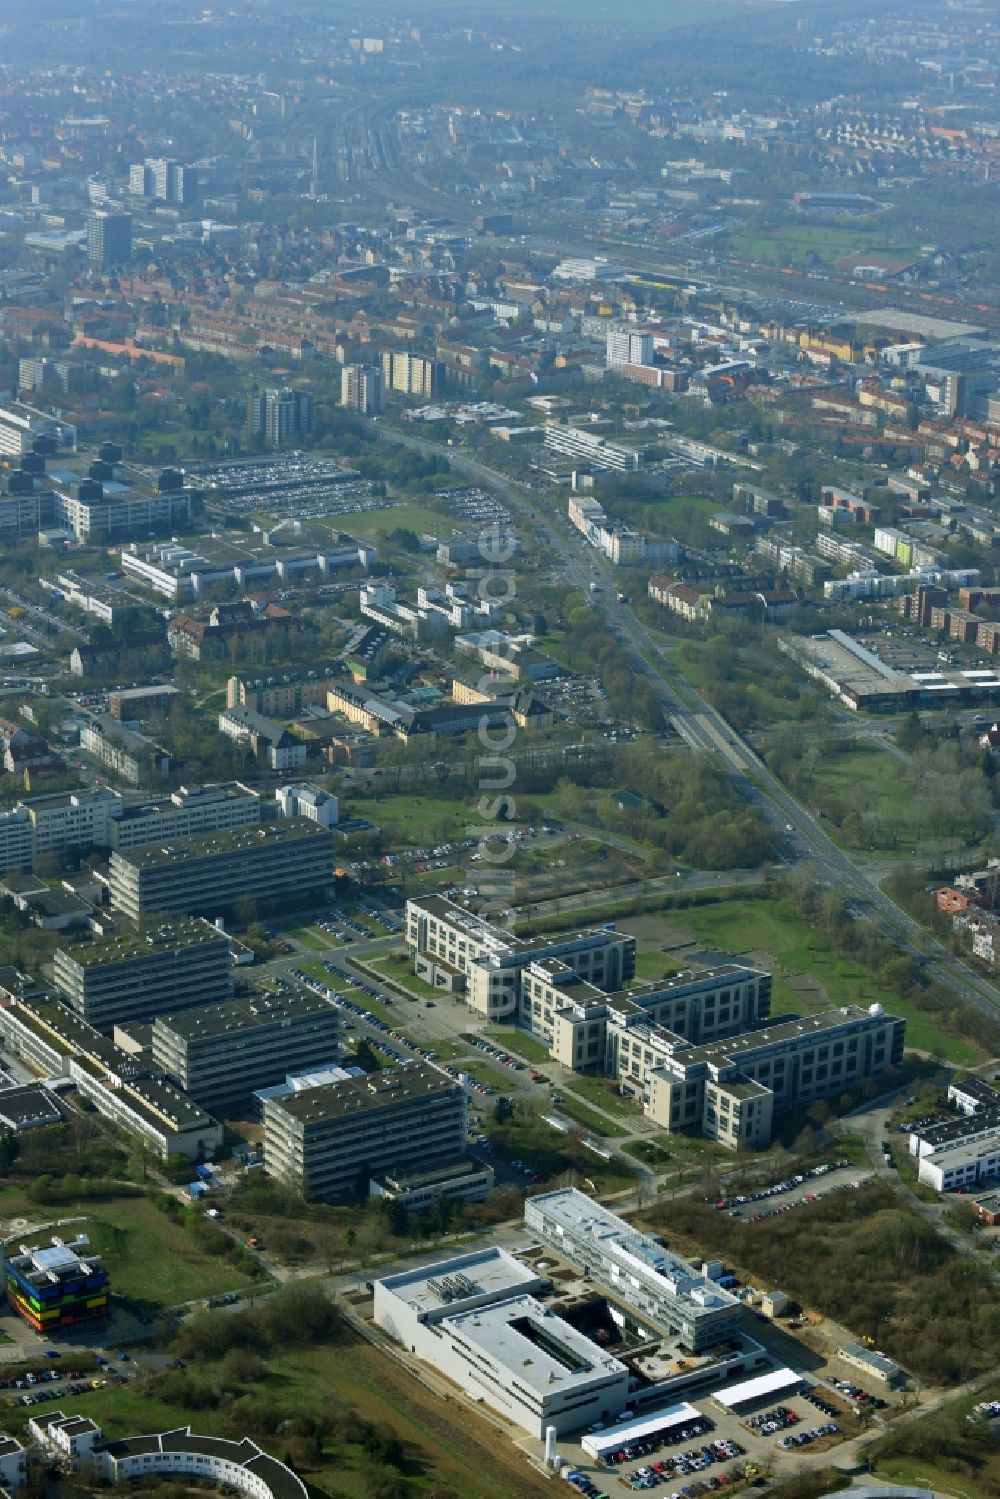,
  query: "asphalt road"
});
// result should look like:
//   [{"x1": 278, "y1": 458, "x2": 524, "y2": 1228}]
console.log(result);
[{"x1": 371, "y1": 426, "x2": 1000, "y2": 1025}]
